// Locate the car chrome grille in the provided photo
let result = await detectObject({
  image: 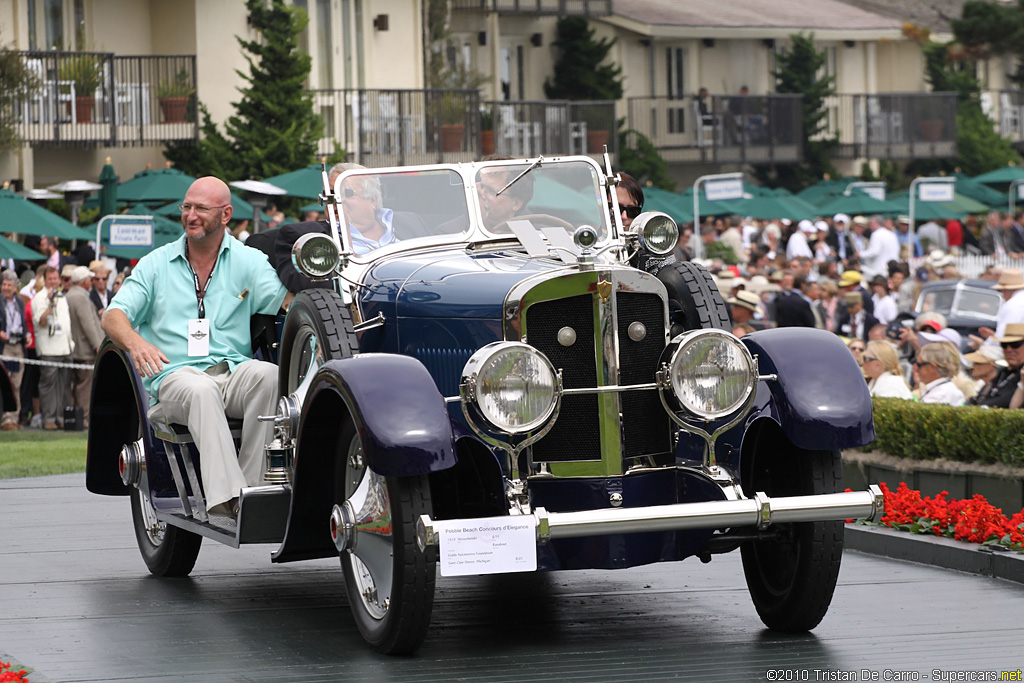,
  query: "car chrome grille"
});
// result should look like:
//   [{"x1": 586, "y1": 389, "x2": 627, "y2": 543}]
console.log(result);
[{"x1": 525, "y1": 289, "x2": 670, "y2": 464}]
